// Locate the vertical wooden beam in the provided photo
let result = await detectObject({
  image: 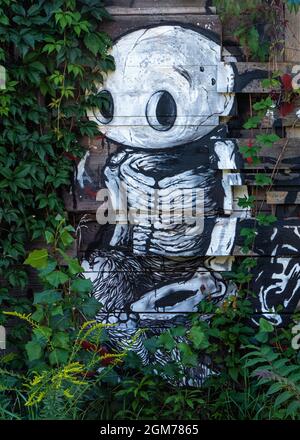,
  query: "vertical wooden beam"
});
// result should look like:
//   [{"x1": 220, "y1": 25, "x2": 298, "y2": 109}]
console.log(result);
[
  {"x1": 285, "y1": 8, "x2": 300, "y2": 137},
  {"x1": 285, "y1": 8, "x2": 300, "y2": 63},
  {"x1": 285, "y1": 8, "x2": 300, "y2": 310}
]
